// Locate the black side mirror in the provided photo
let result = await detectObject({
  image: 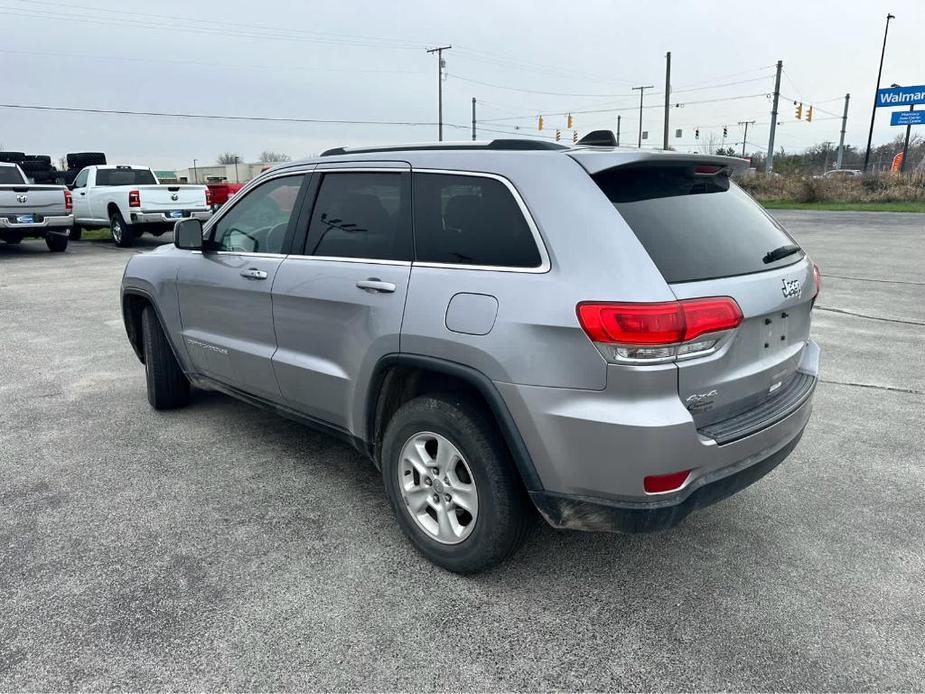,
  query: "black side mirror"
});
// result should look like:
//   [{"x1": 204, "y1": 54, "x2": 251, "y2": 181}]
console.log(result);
[{"x1": 174, "y1": 218, "x2": 203, "y2": 250}]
